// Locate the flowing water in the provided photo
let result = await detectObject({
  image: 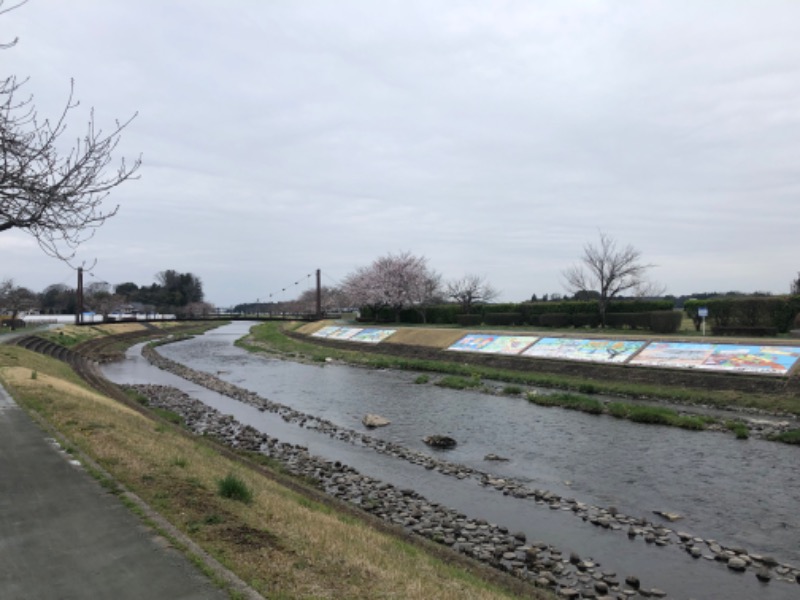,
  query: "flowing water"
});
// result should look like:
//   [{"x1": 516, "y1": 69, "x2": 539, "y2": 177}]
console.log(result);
[{"x1": 101, "y1": 322, "x2": 800, "y2": 599}]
